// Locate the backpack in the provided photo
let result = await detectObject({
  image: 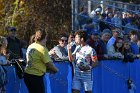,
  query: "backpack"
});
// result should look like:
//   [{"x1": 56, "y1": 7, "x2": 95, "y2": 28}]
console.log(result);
[{"x1": 0, "y1": 66, "x2": 7, "y2": 88}]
